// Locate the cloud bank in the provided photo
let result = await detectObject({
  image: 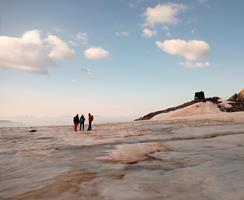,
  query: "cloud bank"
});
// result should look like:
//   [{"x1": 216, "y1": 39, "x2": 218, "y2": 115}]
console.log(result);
[
  {"x1": 84, "y1": 47, "x2": 110, "y2": 60},
  {"x1": 0, "y1": 29, "x2": 75, "y2": 74}
]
